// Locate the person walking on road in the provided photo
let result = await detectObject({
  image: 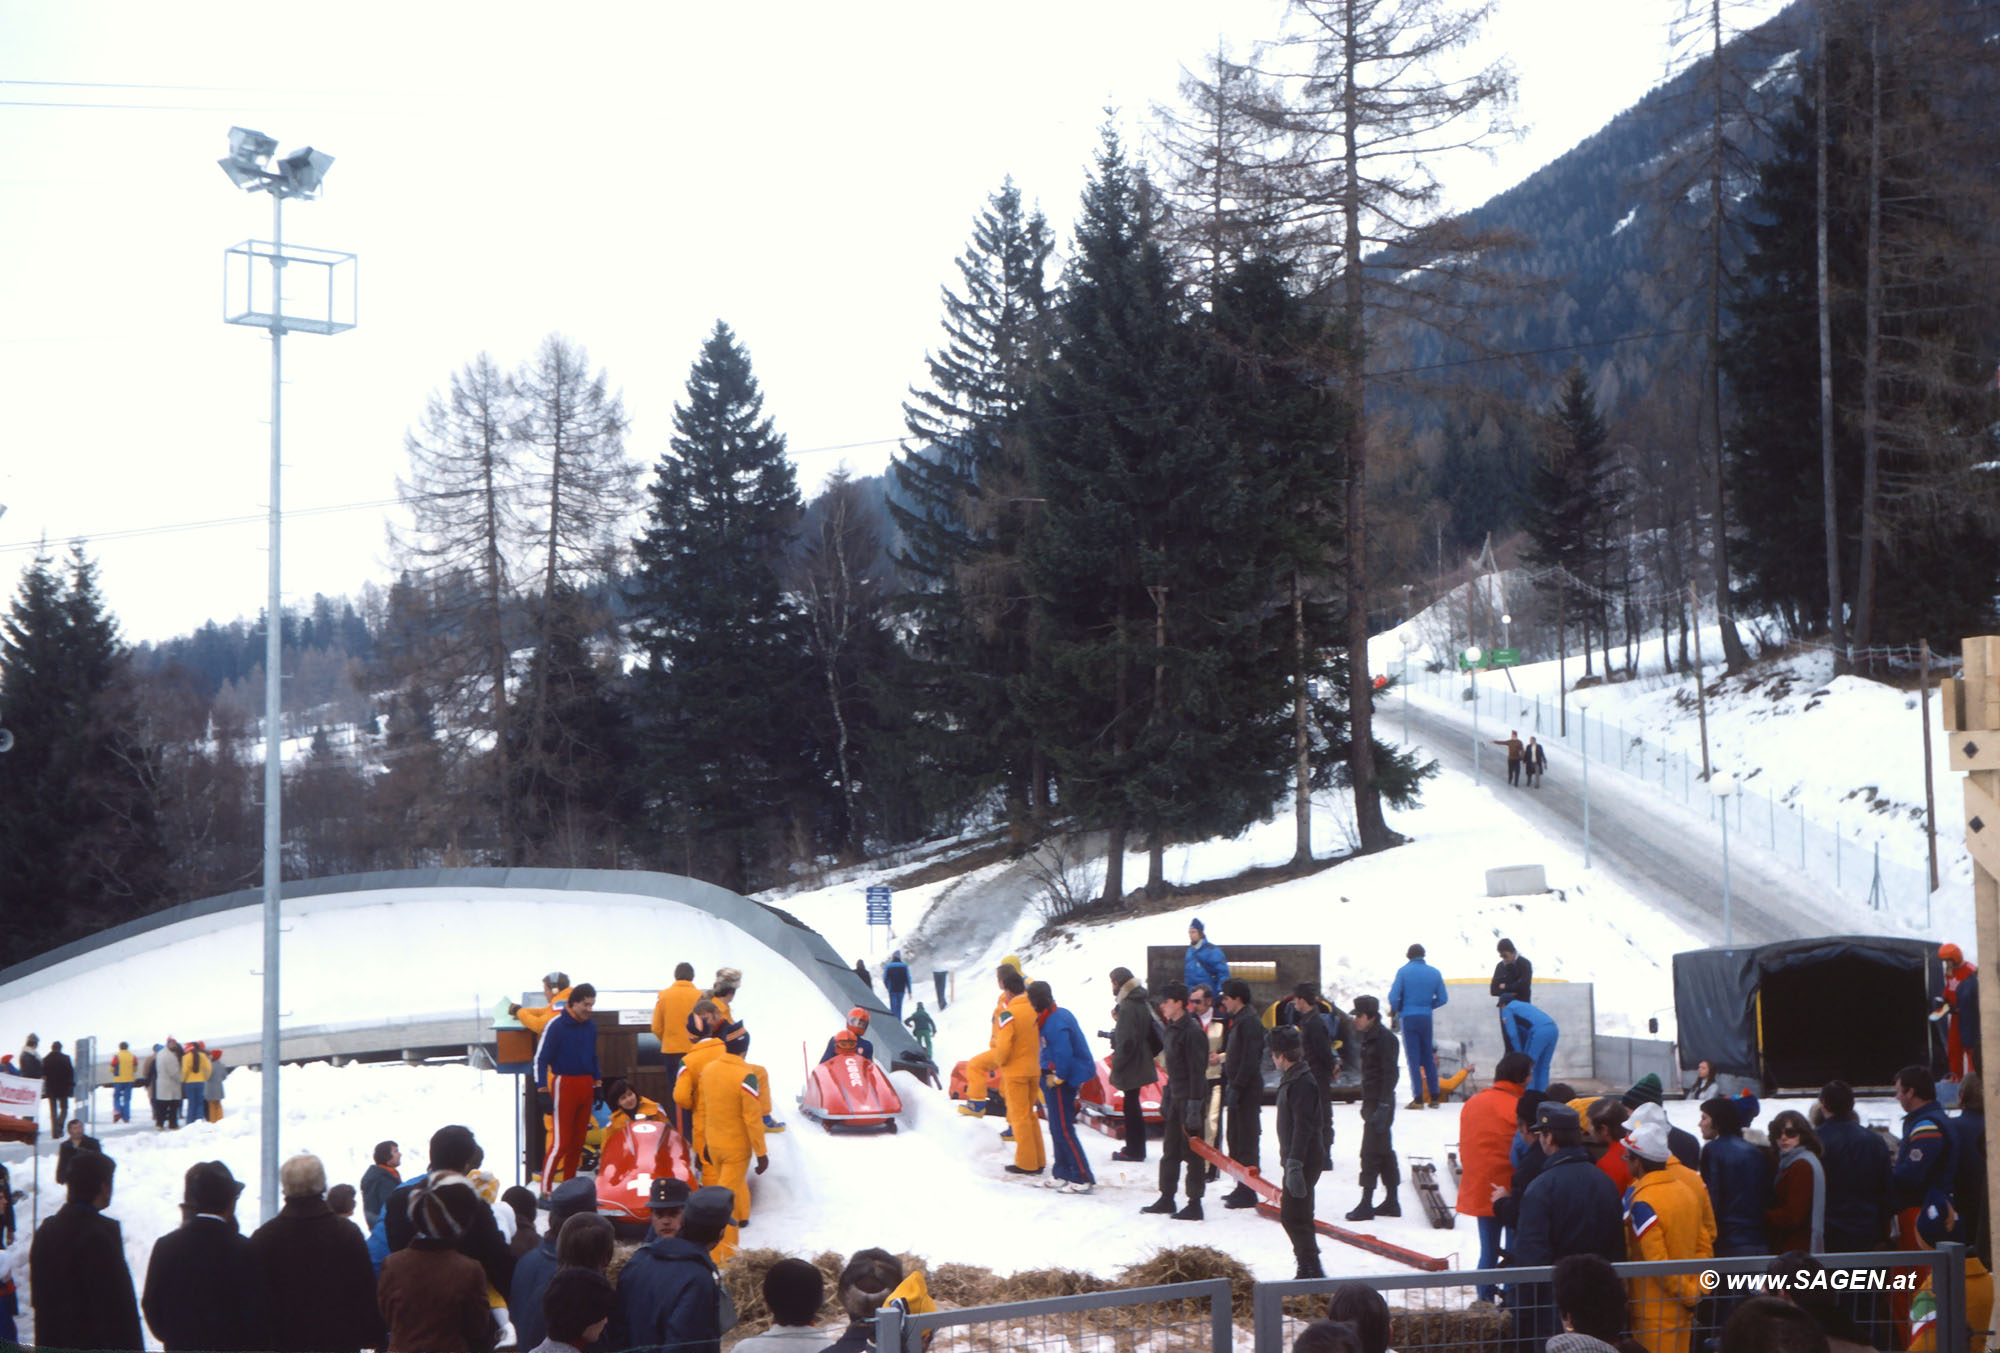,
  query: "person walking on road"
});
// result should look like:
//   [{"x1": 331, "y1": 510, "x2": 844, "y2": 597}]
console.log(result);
[
  {"x1": 1140, "y1": 983, "x2": 1209, "y2": 1221},
  {"x1": 881, "y1": 951, "x2": 912, "y2": 1020},
  {"x1": 1492, "y1": 730, "x2": 1525, "y2": 786},
  {"x1": 1524, "y1": 736, "x2": 1547, "y2": 788},
  {"x1": 1346, "y1": 994, "x2": 1402, "y2": 1222},
  {"x1": 1107, "y1": 966, "x2": 1154, "y2": 1163},
  {"x1": 1272, "y1": 1025, "x2": 1327, "y2": 1277},
  {"x1": 1388, "y1": 943, "x2": 1449, "y2": 1109}
]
